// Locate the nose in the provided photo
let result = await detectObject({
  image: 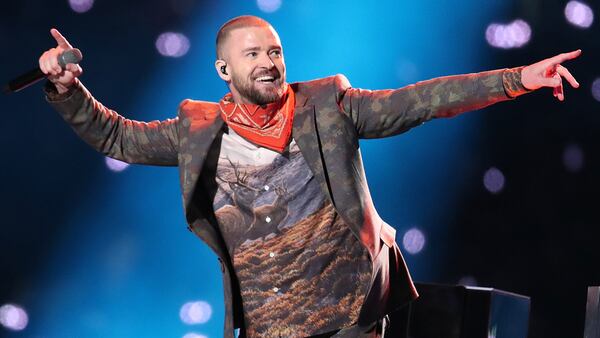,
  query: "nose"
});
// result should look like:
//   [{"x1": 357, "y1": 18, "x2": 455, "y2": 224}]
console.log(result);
[{"x1": 257, "y1": 52, "x2": 275, "y2": 69}]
